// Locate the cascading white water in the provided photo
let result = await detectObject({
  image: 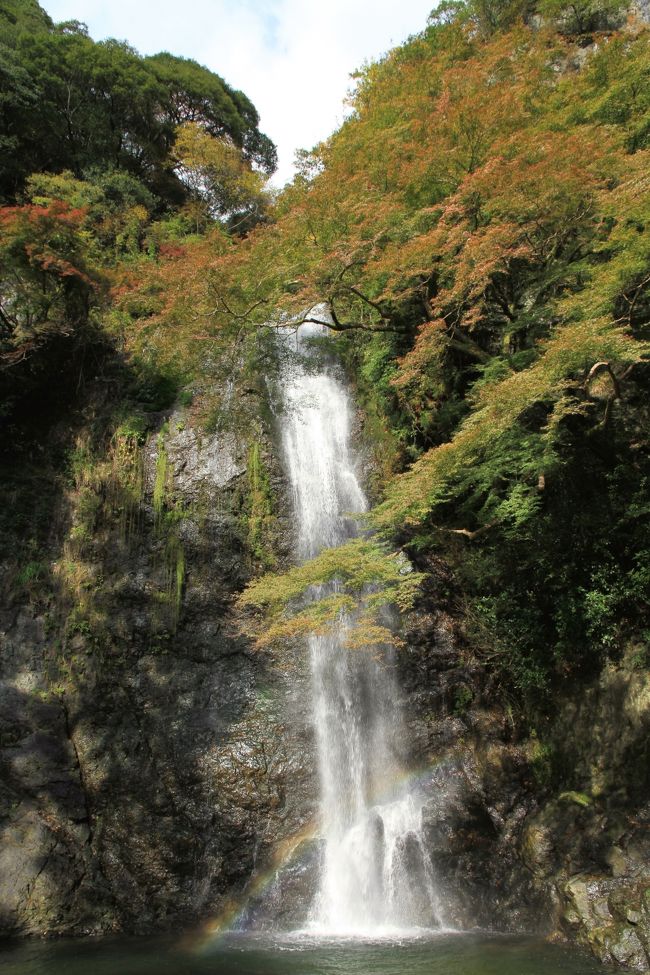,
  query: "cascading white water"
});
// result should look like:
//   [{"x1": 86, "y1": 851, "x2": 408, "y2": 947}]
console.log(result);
[{"x1": 279, "y1": 309, "x2": 443, "y2": 936}]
